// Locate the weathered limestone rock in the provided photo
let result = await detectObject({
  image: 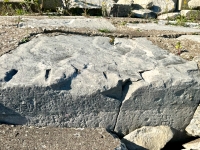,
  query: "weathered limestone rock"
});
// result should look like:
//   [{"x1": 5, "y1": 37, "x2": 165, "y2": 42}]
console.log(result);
[
  {"x1": 188, "y1": 0, "x2": 200, "y2": 9},
  {"x1": 0, "y1": 34, "x2": 199, "y2": 140},
  {"x1": 183, "y1": 138, "x2": 200, "y2": 149},
  {"x1": 157, "y1": 12, "x2": 180, "y2": 20},
  {"x1": 185, "y1": 105, "x2": 200, "y2": 136},
  {"x1": 117, "y1": 0, "x2": 133, "y2": 5},
  {"x1": 151, "y1": 0, "x2": 178, "y2": 14},
  {"x1": 132, "y1": 9, "x2": 157, "y2": 18},
  {"x1": 181, "y1": 10, "x2": 200, "y2": 20},
  {"x1": 122, "y1": 126, "x2": 174, "y2": 150},
  {"x1": 133, "y1": 0, "x2": 153, "y2": 9}
]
